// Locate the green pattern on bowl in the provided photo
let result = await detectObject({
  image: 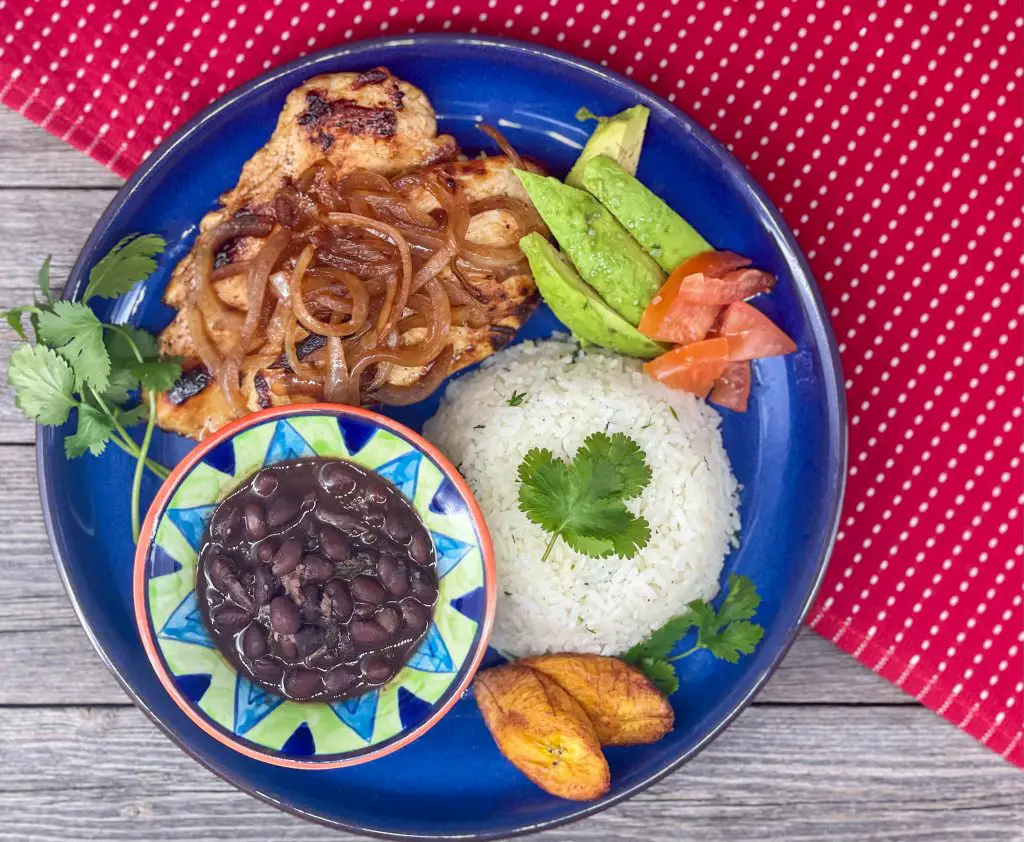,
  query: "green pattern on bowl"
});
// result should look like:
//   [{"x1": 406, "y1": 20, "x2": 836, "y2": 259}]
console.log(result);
[{"x1": 140, "y1": 410, "x2": 490, "y2": 765}]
